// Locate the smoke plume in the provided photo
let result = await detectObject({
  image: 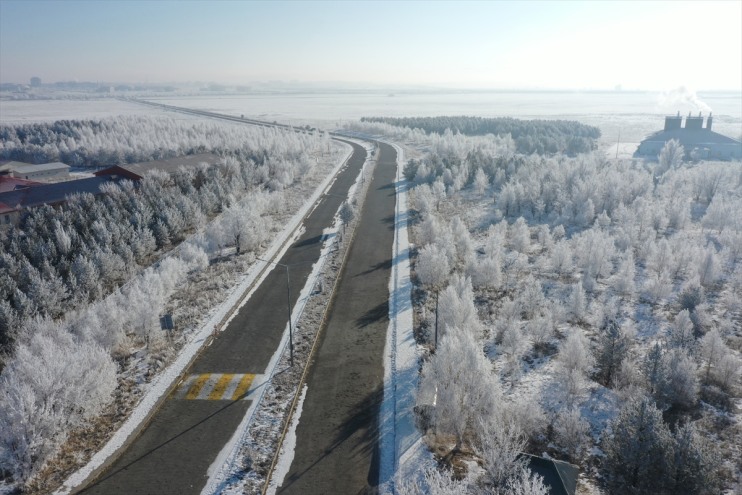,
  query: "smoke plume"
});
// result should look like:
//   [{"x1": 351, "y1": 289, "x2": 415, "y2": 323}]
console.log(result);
[{"x1": 658, "y1": 86, "x2": 713, "y2": 114}]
